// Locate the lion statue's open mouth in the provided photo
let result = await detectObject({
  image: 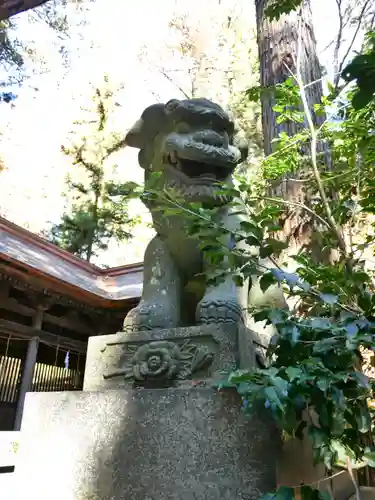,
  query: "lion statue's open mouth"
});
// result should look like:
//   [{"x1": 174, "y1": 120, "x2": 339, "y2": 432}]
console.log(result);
[{"x1": 163, "y1": 131, "x2": 241, "y2": 186}]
